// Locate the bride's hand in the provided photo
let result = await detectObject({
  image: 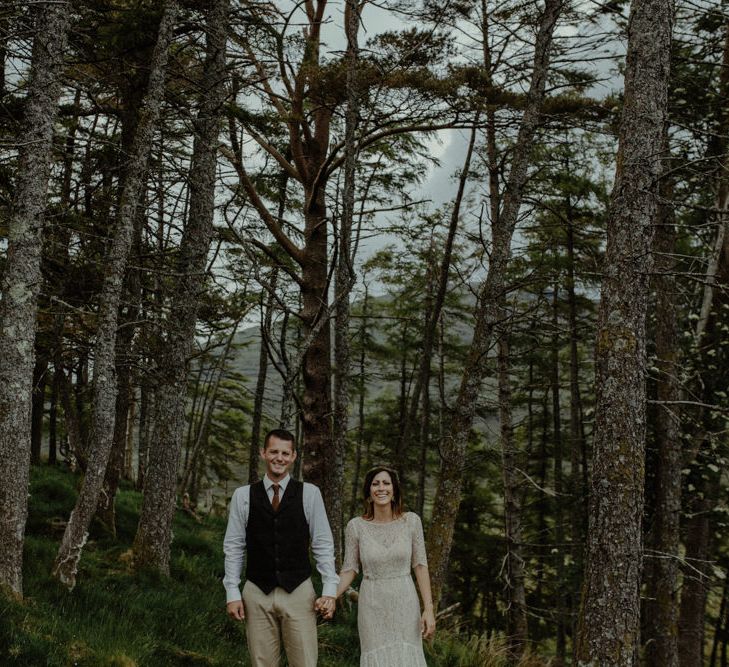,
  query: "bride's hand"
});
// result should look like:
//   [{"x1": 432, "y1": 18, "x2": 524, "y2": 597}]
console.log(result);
[{"x1": 421, "y1": 608, "x2": 435, "y2": 639}]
